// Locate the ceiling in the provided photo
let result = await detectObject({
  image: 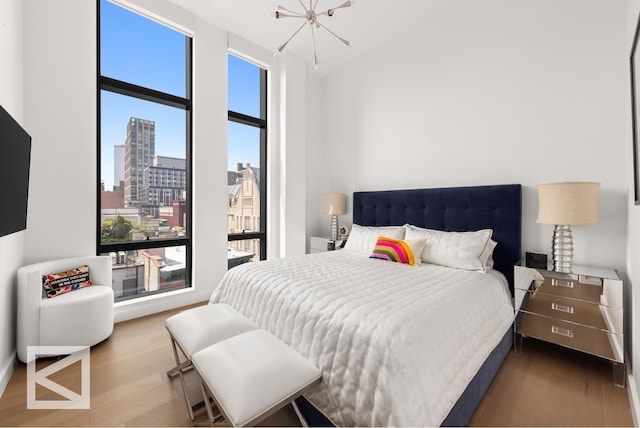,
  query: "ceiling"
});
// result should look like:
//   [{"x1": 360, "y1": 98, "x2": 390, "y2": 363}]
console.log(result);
[{"x1": 166, "y1": 0, "x2": 451, "y2": 75}]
